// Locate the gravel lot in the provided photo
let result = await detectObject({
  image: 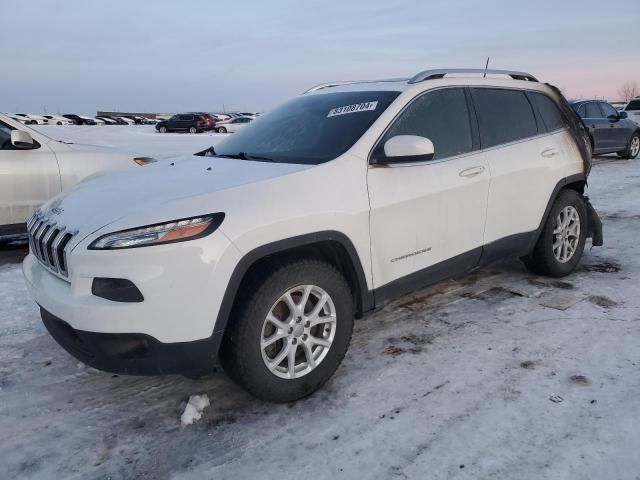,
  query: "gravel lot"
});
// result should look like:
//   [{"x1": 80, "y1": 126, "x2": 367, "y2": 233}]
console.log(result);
[{"x1": 1, "y1": 128, "x2": 638, "y2": 479}]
